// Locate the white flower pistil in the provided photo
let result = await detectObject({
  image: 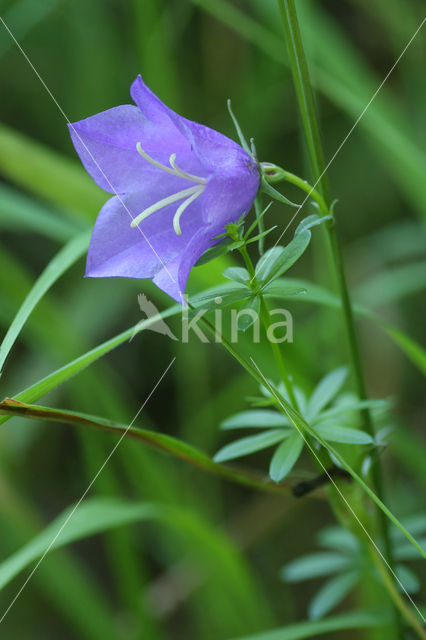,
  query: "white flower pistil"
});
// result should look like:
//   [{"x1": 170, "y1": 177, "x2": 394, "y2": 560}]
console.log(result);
[{"x1": 131, "y1": 143, "x2": 207, "y2": 235}]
